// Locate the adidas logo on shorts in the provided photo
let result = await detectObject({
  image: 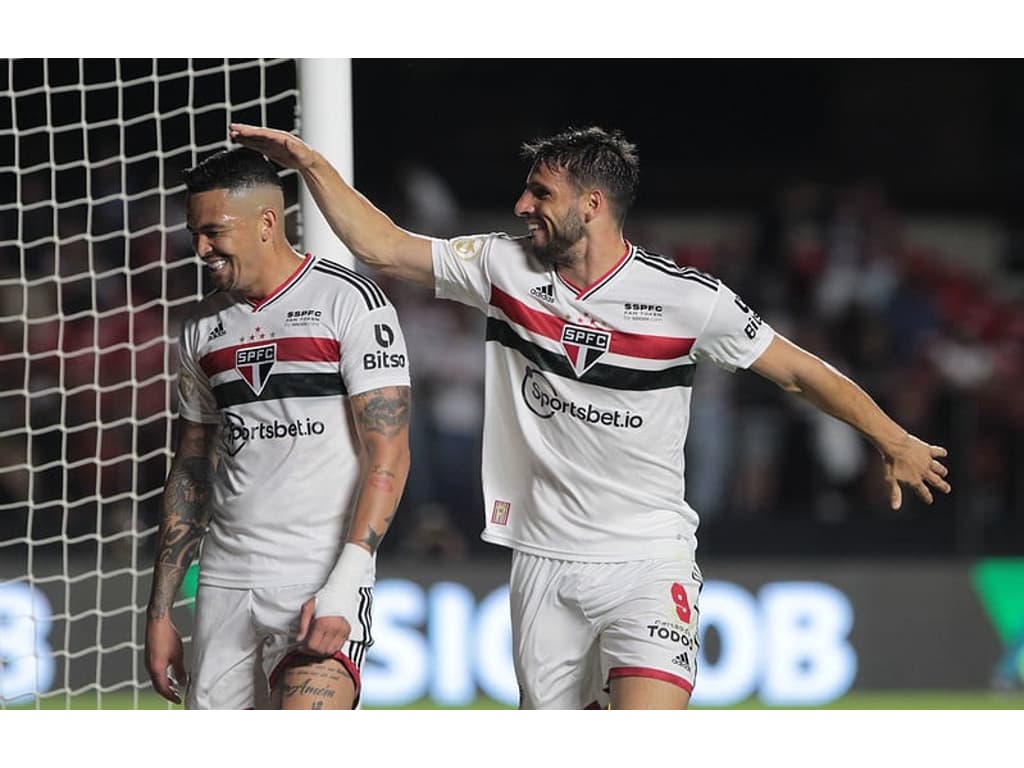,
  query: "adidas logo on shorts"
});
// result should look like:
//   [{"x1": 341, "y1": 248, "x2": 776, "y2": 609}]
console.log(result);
[
  {"x1": 529, "y1": 284, "x2": 555, "y2": 304},
  {"x1": 671, "y1": 652, "x2": 692, "y2": 672}
]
